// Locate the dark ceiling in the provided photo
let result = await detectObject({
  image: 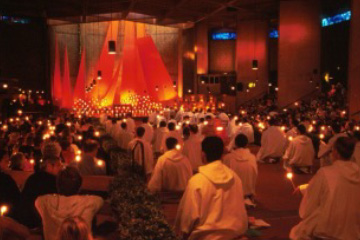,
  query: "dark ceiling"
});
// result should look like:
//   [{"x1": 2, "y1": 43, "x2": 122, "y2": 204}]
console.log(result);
[{"x1": 0, "y1": 0, "x2": 351, "y2": 27}]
